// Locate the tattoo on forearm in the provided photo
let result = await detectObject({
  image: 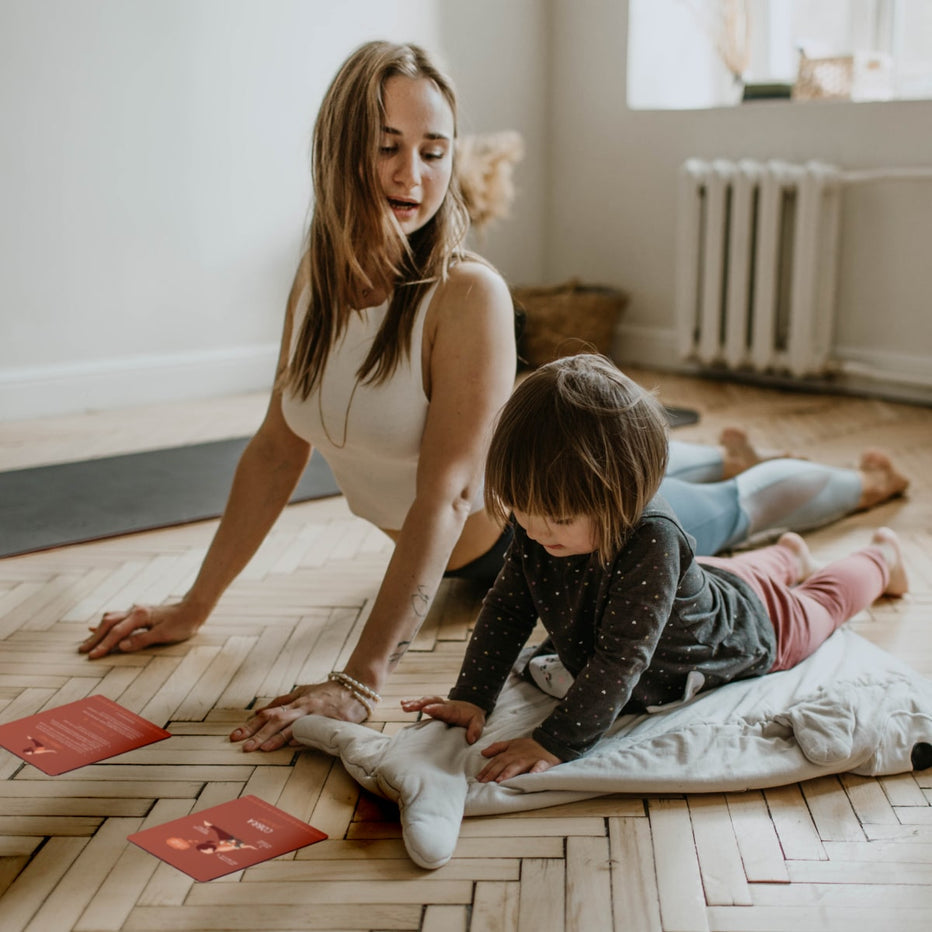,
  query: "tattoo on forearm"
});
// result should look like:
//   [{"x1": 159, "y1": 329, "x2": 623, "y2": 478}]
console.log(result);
[
  {"x1": 389, "y1": 640, "x2": 411, "y2": 667},
  {"x1": 412, "y1": 586, "x2": 430, "y2": 618},
  {"x1": 388, "y1": 587, "x2": 432, "y2": 667}
]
